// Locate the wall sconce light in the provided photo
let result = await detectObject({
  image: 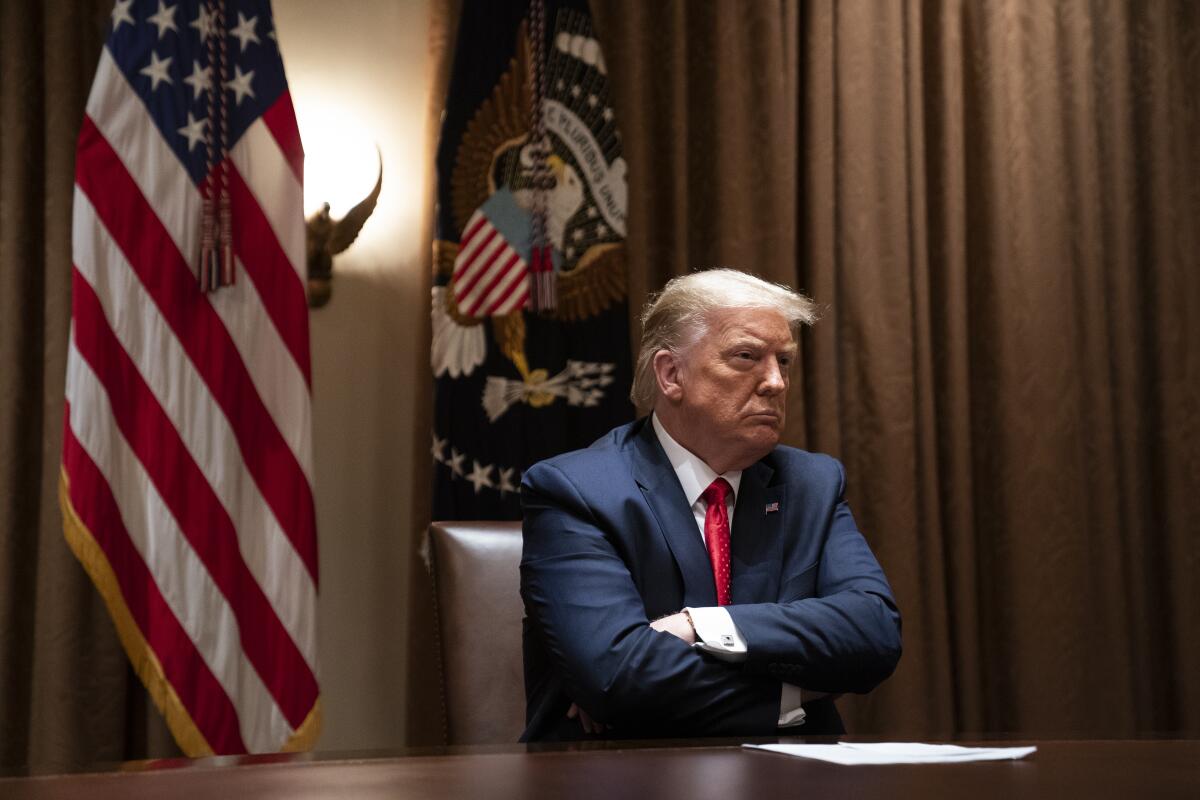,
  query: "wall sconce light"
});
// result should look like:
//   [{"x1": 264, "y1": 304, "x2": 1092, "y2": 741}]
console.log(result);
[{"x1": 304, "y1": 149, "x2": 383, "y2": 308}]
